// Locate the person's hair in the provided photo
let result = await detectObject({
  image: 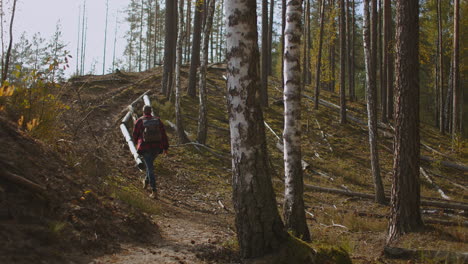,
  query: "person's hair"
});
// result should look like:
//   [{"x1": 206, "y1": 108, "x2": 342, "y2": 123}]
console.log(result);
[{"x1": 143, "y1": 105, "x2": 152, "y2": 114}]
